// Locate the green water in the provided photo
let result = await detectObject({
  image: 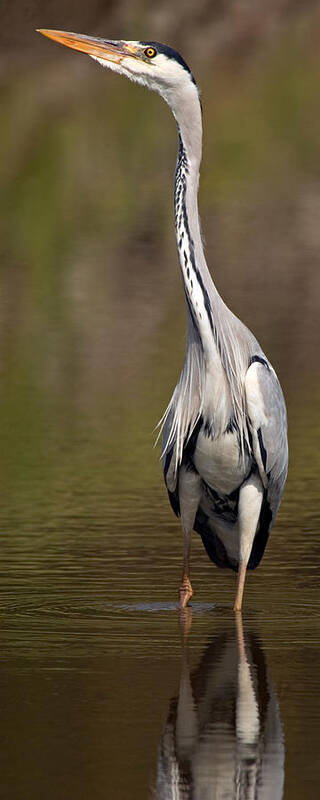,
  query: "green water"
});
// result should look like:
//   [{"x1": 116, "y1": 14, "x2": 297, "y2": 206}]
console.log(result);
[{"x1": 1, "y1": 17, "x2": 320, "y2": 799}]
